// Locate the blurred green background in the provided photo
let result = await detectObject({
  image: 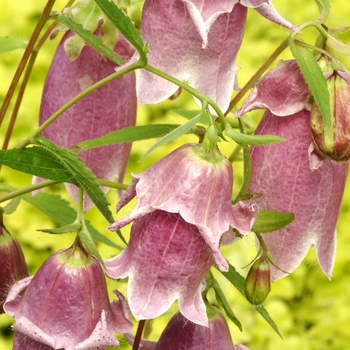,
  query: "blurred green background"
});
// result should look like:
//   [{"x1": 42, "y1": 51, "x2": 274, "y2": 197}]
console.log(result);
[{"x1": 1, "y1": 0, "x2": 350, "y2": 349}]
